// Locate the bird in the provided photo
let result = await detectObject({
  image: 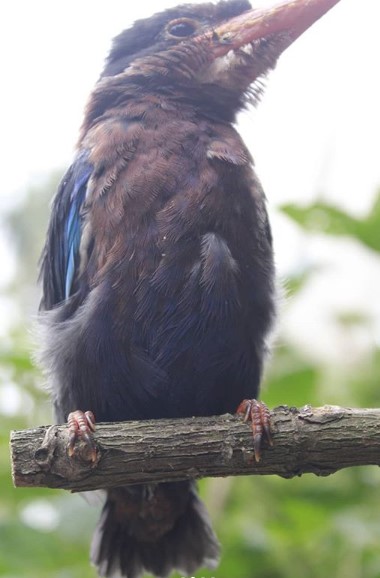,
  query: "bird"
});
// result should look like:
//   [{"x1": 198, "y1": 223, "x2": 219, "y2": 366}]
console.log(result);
[{"x1": 38, "y1": 0, "x2": 341, "y2": 576}]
